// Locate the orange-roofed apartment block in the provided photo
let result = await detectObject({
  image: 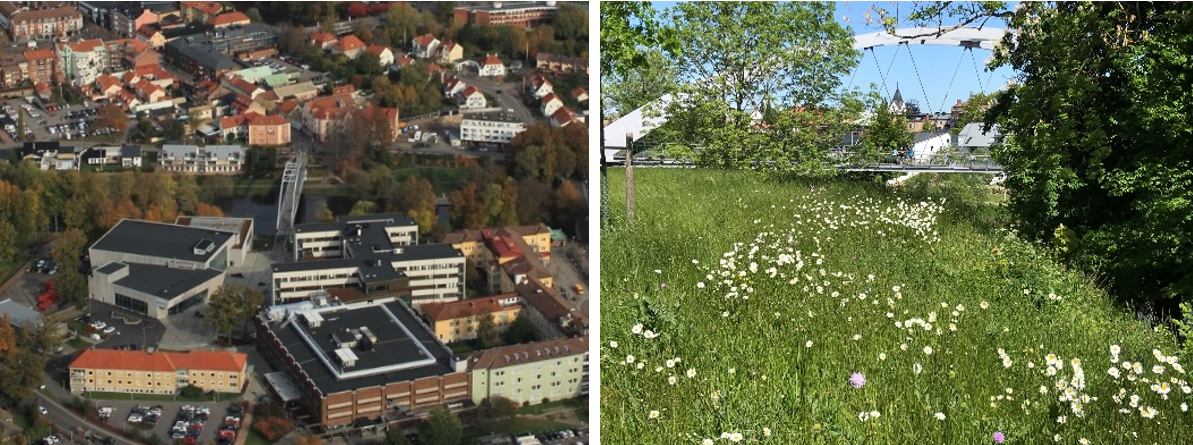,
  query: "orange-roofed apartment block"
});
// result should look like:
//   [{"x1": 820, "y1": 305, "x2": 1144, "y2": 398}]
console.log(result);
[
  {"x1": 419, "y1": 294, "x2": 524, "y2": 343},
  {"x1": 56, "y1": 39, "x2": 107, "y2": 87},
  {"x1": 247, "y1": 114, "x2": 291, "y2": 147},
  {"x1": 69, "y1": 349, "x2": 249, "y2": 395}
]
